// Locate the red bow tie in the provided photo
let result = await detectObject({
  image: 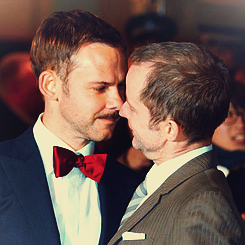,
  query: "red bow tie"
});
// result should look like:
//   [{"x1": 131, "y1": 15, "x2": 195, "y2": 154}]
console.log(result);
[{"x1": 53, "y1": 146, "x2": 107, "y2": 183}]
